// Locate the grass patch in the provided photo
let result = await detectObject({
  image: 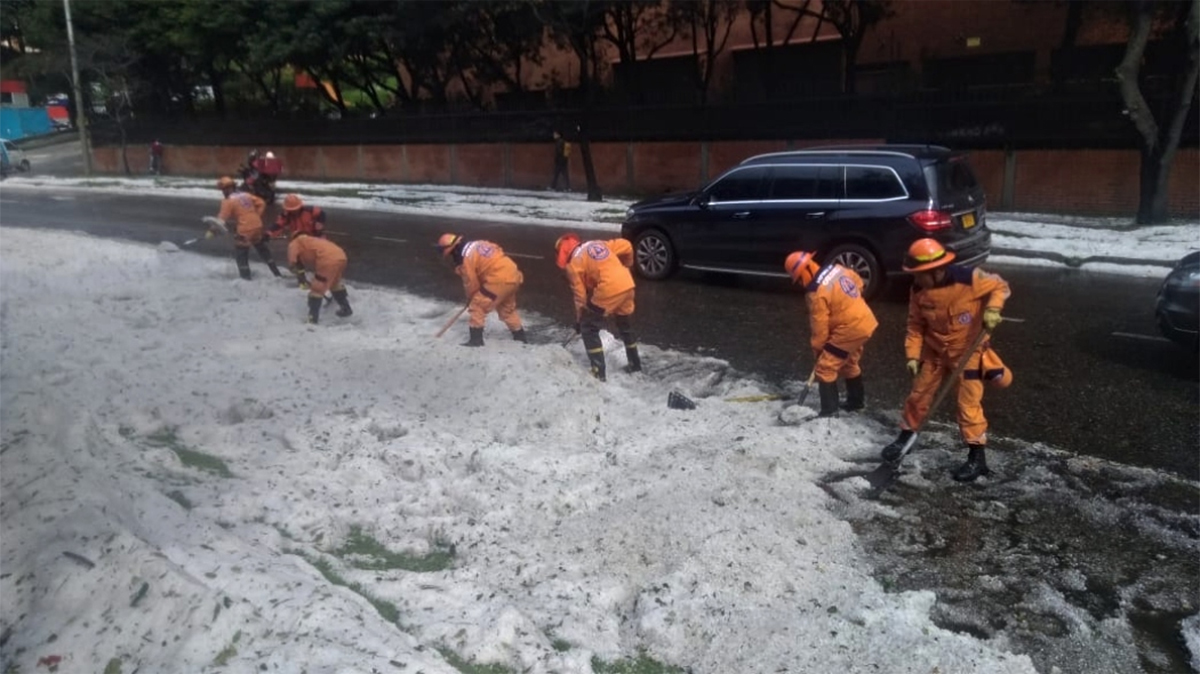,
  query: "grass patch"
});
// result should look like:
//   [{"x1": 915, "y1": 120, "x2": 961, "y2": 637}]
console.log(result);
[
  {"x1": 551, "y1": 638, "x2": 572, "y2": 652},
  {"x1": 103, "y1": 658, "x2": 122, "y2": 674},
  {"x1": 144, "y1": 428, "x2": 233, "y2": 477},
  {"x1": 592, "y1": 650, "x2": 687, "y2": 674},
  {"x1": 334, "y1": 525, "x2": 455, "y2": 573},
  {"x1": 165, "y1": 490, "x2": 193, "y2": 510},
  {"x1": 291, "y1": 550, "x2": 400, "y2": 625},
  {"x1": 212, "y1": 630, "x2": 241, "y2": 668},
  {"x1": 436, "y1": 647, "x2": 511, "y2": 674}
]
